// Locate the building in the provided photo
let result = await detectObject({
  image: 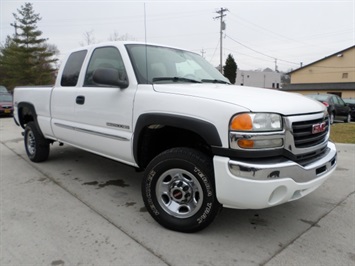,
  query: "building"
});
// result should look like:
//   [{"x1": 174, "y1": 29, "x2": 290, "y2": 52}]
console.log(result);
[
  {"x1": 282, "y1": 45, "x2": 355, "y2": 98},
  {"x1": 235, "y1": 68, "x2": 281, "y2": 89}
]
